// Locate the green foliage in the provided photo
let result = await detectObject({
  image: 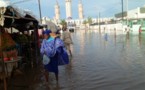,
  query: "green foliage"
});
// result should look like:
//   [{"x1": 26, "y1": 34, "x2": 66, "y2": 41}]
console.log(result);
[
  {"x1": 83, "y1": 17, "x2": 93, "y2": 25},
  {"x1": 60, "y1": 19, "x2": 67, "y2": 27},
  {"x1": 87, "y1": 17, "x2": 93, "y2": 25},
  {"x1": 83, "y1": 20, "x2": 87, "y2": 25}
]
